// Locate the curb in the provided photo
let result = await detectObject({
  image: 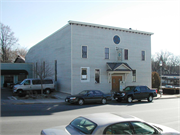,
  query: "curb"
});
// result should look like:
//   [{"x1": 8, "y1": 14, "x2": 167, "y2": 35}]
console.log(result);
[{"x1": 2, "y1": 95, "x2": 179, "y2": 105}]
